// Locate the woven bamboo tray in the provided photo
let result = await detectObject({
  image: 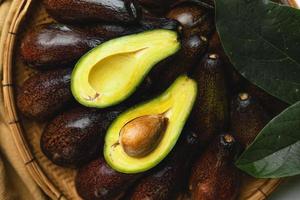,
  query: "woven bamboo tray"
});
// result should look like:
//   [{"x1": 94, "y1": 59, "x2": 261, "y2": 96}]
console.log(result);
[{"x1": 1, "y1": 0, "x2": 297, "y2": 199}]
